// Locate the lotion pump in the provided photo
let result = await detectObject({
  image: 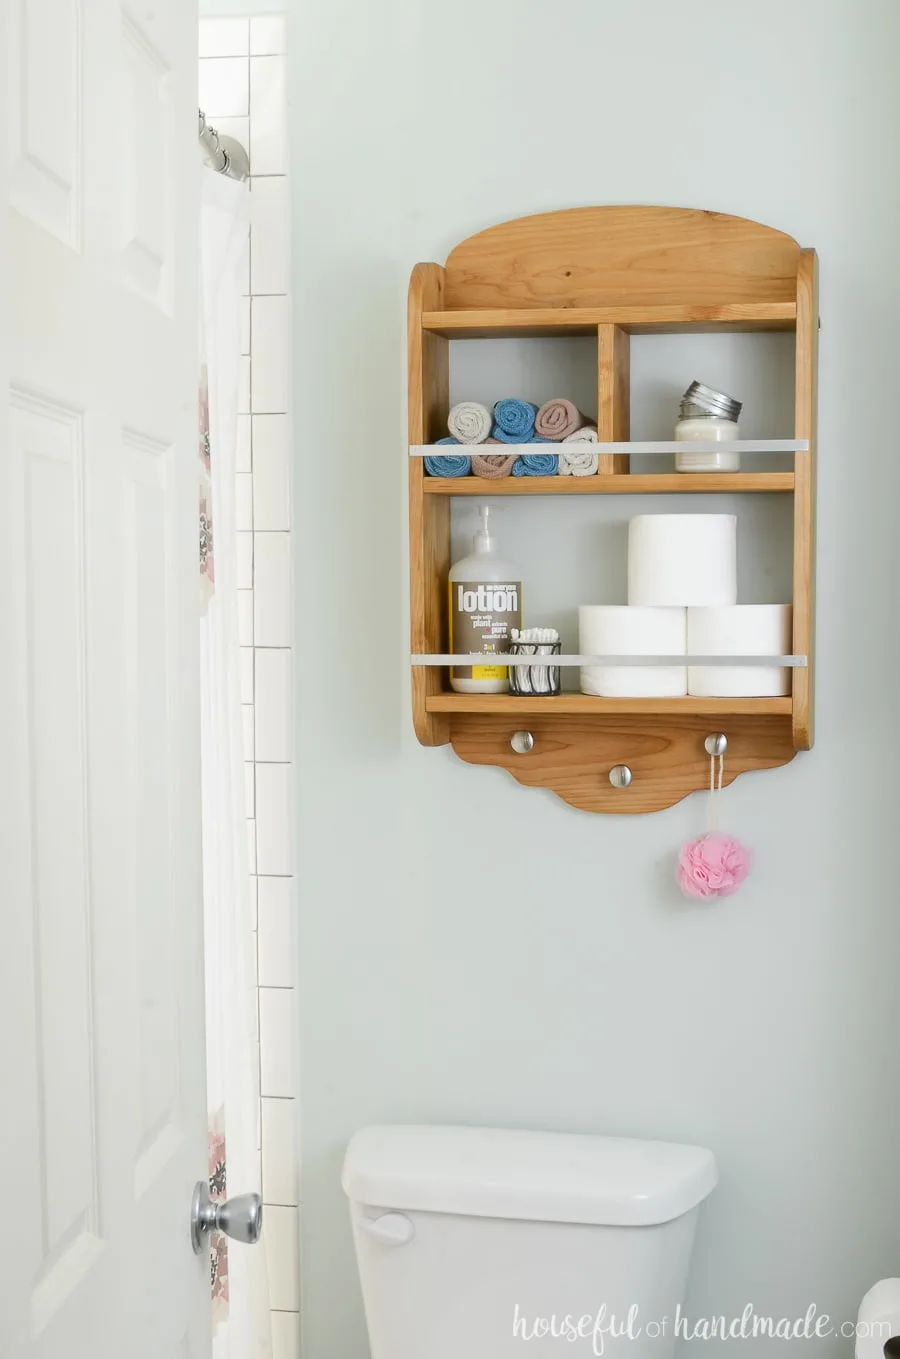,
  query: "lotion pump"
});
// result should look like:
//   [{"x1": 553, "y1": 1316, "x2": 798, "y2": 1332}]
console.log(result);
[{"x1": 448, "y1": 505, "x2": 522, "y2": 694}]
